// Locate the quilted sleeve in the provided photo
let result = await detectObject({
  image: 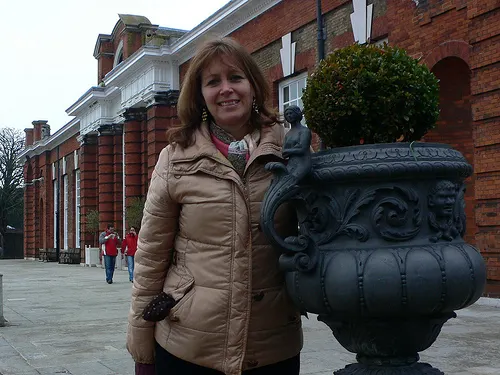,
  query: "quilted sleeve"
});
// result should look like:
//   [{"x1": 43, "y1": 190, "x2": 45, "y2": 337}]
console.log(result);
[{"x1": 126, "y1": 146, "x2": 180, "y2": 364}]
